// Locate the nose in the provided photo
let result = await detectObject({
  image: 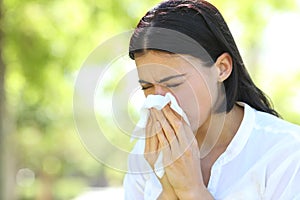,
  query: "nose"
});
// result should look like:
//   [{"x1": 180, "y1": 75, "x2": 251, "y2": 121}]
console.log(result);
[
  {"x1": 145, "y1": 84, "x2": 170, "y2": 96},
  {"x1": 154, "y1": 84, "x2": 169, "y2": 96}
]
